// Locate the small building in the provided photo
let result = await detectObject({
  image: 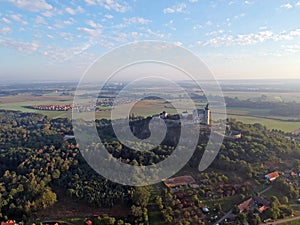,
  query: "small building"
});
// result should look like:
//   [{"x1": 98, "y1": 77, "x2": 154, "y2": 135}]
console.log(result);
[
  {"x1": 265, "y1": 171, "x2": 280, "y2": 182},
  {"x1": 159, "y1": 111, "x2": 168, "y2": 119},
  {"x1": 225, "y1": 130, "x2": 242, "y2": 139},
  {"x1": 181, "y1": 111, "x2": 189, "y2": 119}
]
